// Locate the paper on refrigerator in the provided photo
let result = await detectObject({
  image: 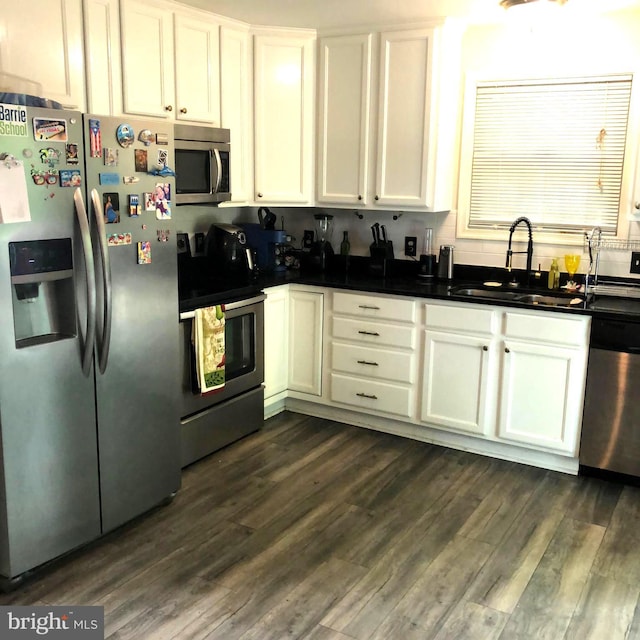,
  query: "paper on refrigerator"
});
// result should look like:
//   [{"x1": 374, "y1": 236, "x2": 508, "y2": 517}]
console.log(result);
[{"x1": 0, "y1": 159, "x2": 31, "y2": 223}]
